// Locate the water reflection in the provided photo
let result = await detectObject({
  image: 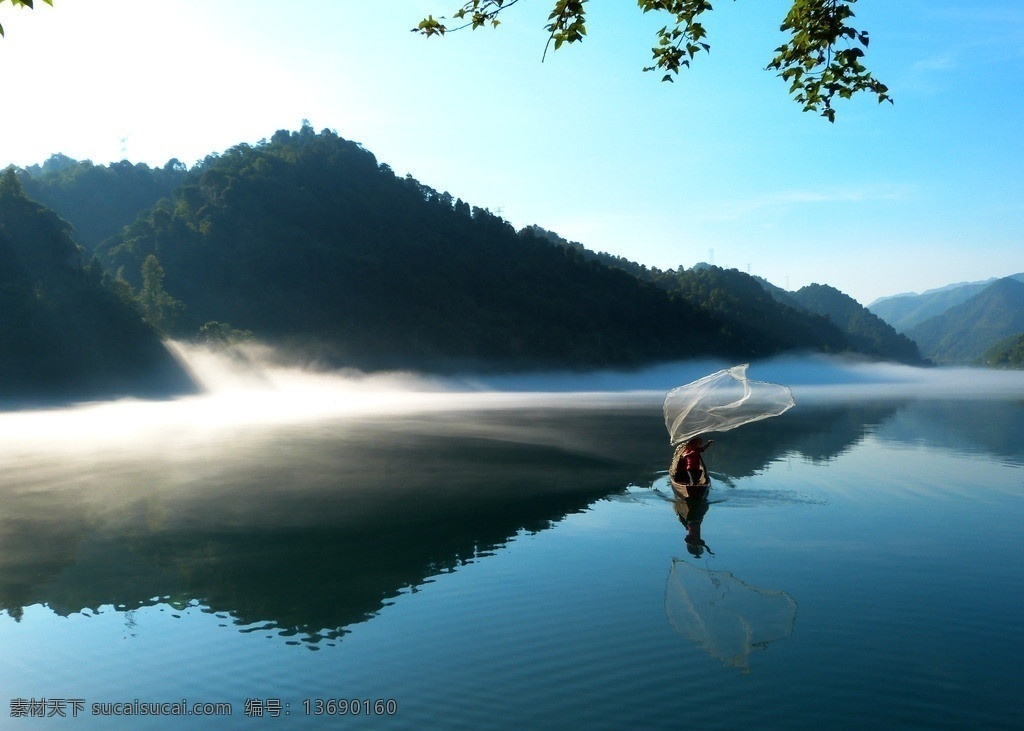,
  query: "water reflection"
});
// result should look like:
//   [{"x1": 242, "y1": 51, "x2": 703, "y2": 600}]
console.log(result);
[
  {"x1": 874, "y1": 398, "x2": 1024, "y2": 467},
  {"x1": 0, "y1": 406, "x2": 670, "y2": 647},
  {"x1": 664, "y1": 556, "x2": 798, "y2": 674},
  {"x1": 703, "y1": 401, "x2": 903, "y2": 483},
  {"x1": 703, "y1": 398, "x2": 1024, "y2": 483},
  {"x1": 1, "y1": 392, "x2": 1021, "y2": 649},
  {"x1": 671, "y1": 488, "x2": 712, "y2": 558},
  {"x1": 666, "y1": 487, "x2": 797, "y2": 673}
]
